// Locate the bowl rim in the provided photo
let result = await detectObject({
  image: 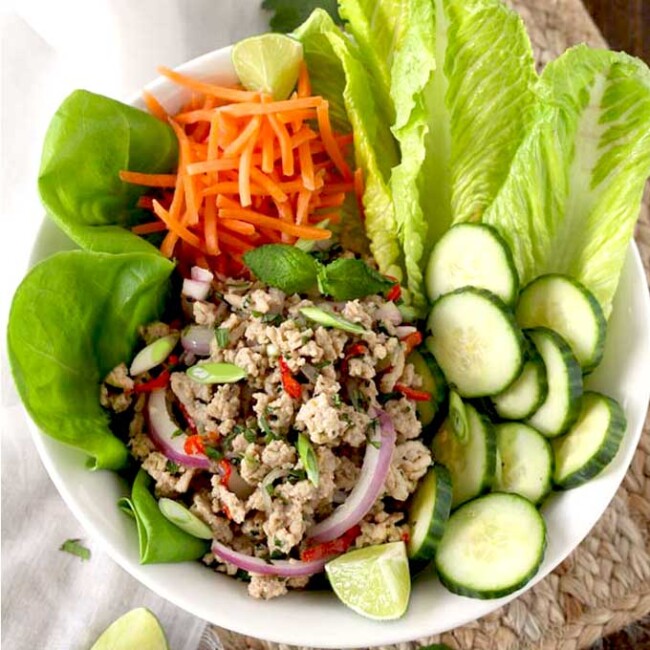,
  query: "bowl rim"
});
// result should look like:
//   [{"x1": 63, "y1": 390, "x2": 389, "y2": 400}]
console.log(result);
[{"x1": 24, "y1": 43, "x2": 650, "y2": 647}]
